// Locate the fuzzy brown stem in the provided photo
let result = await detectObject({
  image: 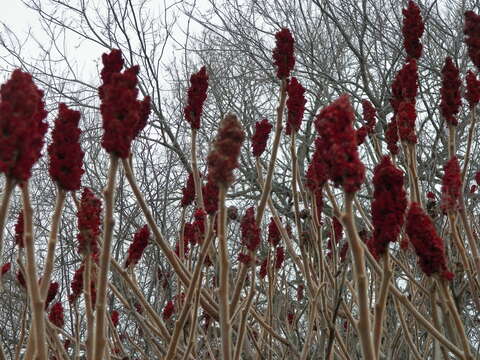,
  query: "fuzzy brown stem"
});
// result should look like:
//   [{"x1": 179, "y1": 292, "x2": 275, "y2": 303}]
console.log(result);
[
  {"x1": 165, "y1": 217, "x2": 215, "y2": 358},
  {"x1": 218, "y1": 186, "x2": 232, "y2": 360},
  {"x1": 438, "y1": 280, "x2": 473, "y2": 359},
  {"x1": 85, "y1": 255, "x2": 95, "y2": 360},
  {"x1": 255, "y1": 80, "x2": 287, "y2": 224},
  {"x1": 39, "y1": 187, "x2": 66, "y2": 298},
  {"x1": 233, "y1": 261, "x2": 256, "y2": 360},
  {"x1": 191, "y1": 129, "x2": 205, "y2": 210},
  {"x1": 93, "y1": 154, "x2": 119, "y2": 359},
  {"x1": 21, "y1": 183, "x2": 48, "y2": 360},
  {"x1": 341, "y1": 192, "x2": 375, "y2": 360},
  {"x1": 0, "y1": 176, "x2": 15, "y2": 290},
  {"x1": 122, "y1": 159, "x2": 219, "y2": 319},
  {"x1": 373, "y1": 253, "x2": 392, "y2": 357},
  {"x1": 461, "y1": 108, "x2": 476, "y2": 182}
]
